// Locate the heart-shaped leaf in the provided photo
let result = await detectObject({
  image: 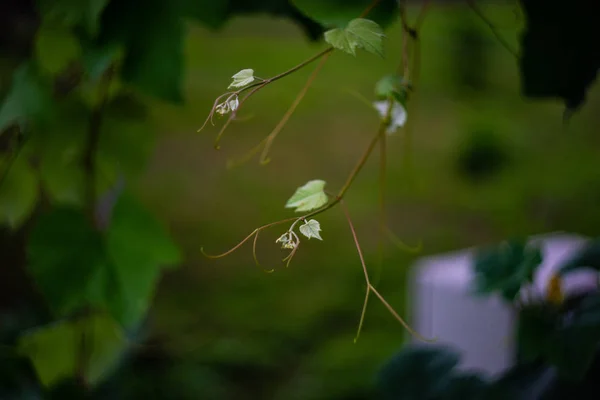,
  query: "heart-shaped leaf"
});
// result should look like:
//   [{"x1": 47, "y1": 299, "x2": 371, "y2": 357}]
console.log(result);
[{"x1": 285, "y1": 180, "x2": 328, "y2": 212}]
